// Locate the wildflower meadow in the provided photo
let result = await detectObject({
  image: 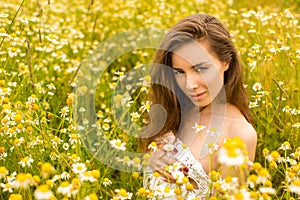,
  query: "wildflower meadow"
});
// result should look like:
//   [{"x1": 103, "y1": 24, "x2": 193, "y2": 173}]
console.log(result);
[{"x1": 0, "y1": 0, "x2": 299, "y2": 199}]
